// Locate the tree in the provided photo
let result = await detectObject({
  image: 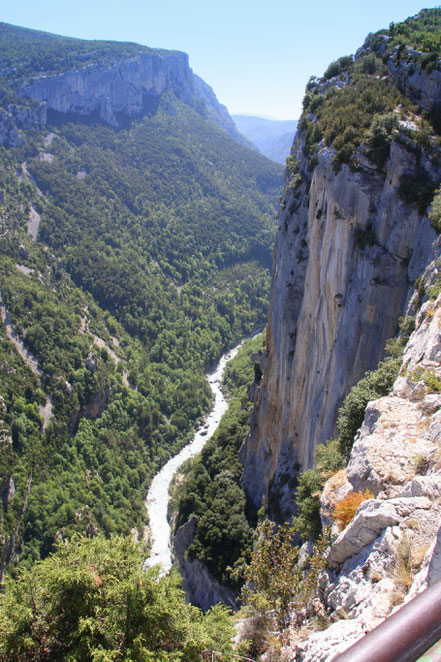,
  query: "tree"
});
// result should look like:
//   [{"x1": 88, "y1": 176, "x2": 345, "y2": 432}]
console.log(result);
[
  {"x1": 0, "y1": 534, "x2": 233, "y2": 661},
  {"x1": 241, "y1": 520, "x2": 329, "y2": 629}
]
